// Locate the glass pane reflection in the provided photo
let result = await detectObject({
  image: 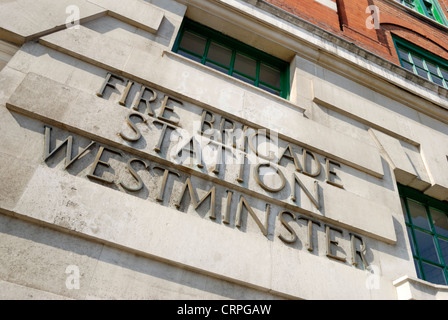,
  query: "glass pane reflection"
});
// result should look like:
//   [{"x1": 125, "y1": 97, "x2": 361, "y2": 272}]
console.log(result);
[
  {"x1": 422, "y1": 262, "x2": 447, "y2": 285},
  {"x1": 431, "y1": 208, "x2": 448, "y2": 238},
  {"x1": 408, "y1": 200, "x2": 431, "y2": 230},
  {"x1": 414, "y1": 229, "x2": 439, "y2": 263},
  {"x1": 180, "y1": 31, "x2": 207, "y2": 56},
  {"x1": 207, "y1": 42, "x2": 232, "y2": 67}
]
